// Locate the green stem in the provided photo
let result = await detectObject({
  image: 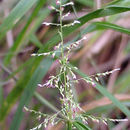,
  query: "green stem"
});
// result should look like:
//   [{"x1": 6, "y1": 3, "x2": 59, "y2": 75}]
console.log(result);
[
  {"x1": 59, "y1": 0, "x2": 73, "y2": 122},
  {"x1": 59, "y1": 0, "x2": 64, "y2": 59},
  {"x1": 67, "y1": 121, "x2": 72, "y2": 130},
  {"x1": 59, "y1": 0, "x2": 67, "y2": 94}
]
